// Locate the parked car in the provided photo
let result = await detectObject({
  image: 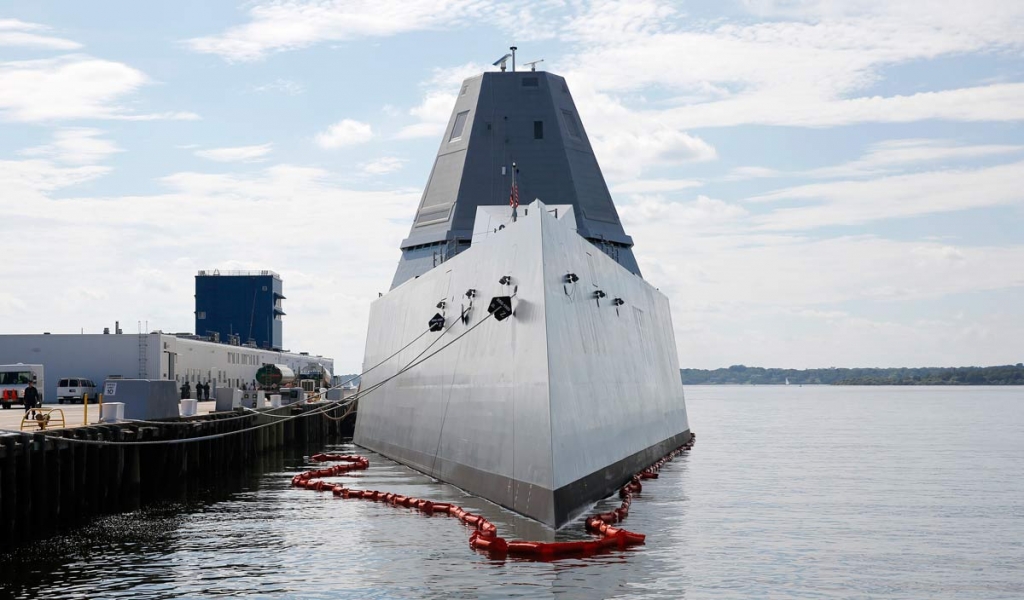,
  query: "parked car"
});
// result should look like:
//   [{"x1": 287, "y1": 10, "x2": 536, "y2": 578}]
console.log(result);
[{"x1": 57, "y1": 378, "x2": 99, "y2": 404}]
